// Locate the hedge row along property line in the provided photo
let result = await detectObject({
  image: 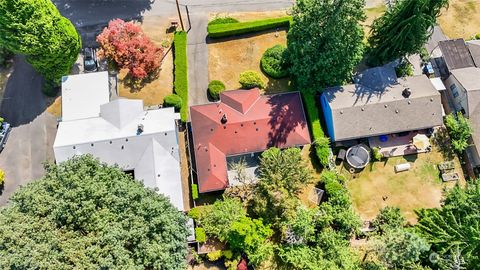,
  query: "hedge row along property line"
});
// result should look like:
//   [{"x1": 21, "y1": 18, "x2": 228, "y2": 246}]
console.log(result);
[
  {"x1": 302, "y1": 93, "x2": 330, "y2": 167},
  {"x1": 174, "y1": 31, "x2": 188, "y2": 122},
  {"x1": 207, "y1": 16, "x2": 292, "y2": 38}
]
